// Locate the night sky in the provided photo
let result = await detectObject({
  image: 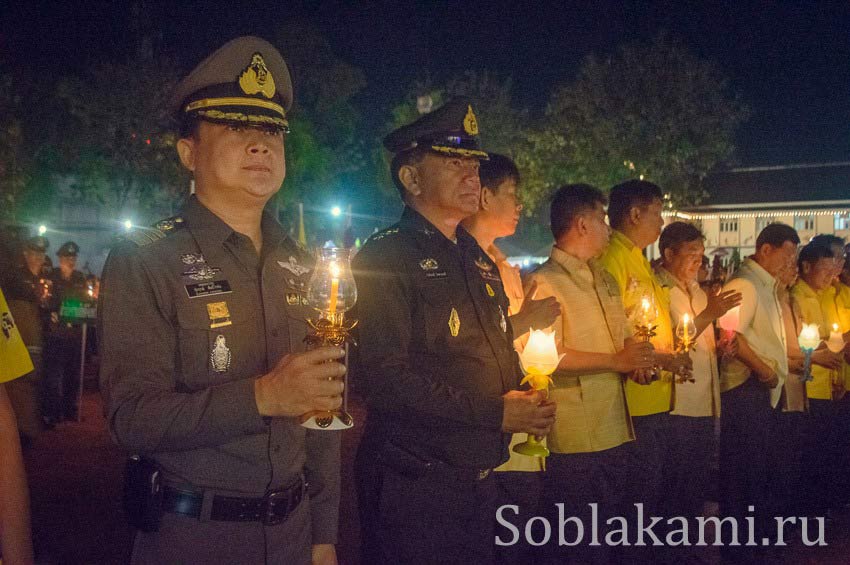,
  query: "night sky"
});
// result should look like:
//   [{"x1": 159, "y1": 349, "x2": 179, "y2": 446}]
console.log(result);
[{"x1": 3, "y1": 0, "x2": 849, "y2": 166}]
